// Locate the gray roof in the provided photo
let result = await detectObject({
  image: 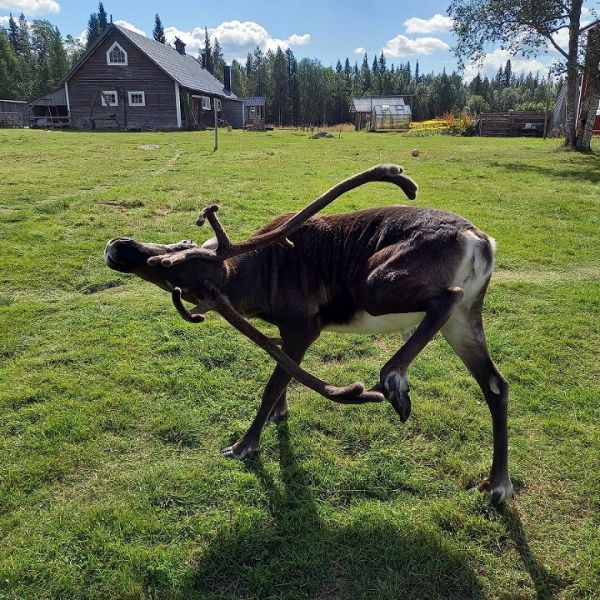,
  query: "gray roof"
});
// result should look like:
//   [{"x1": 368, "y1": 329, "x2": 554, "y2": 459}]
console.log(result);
[
  {"x1": 65, "y1": 24, "x2": 240, "y2": 101},
  {"x1": 31, "y1": 87, "x2": 67, "y2": 106},
  {"x1": 115, "y1": 26, "x2": 240, "y2": 100},
  {"x1": 243, "y1": 97, "x2": 266, "y2": 106},
  {"x1": 352, "y1": 96, "x2": 409, "y2": 113}
]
